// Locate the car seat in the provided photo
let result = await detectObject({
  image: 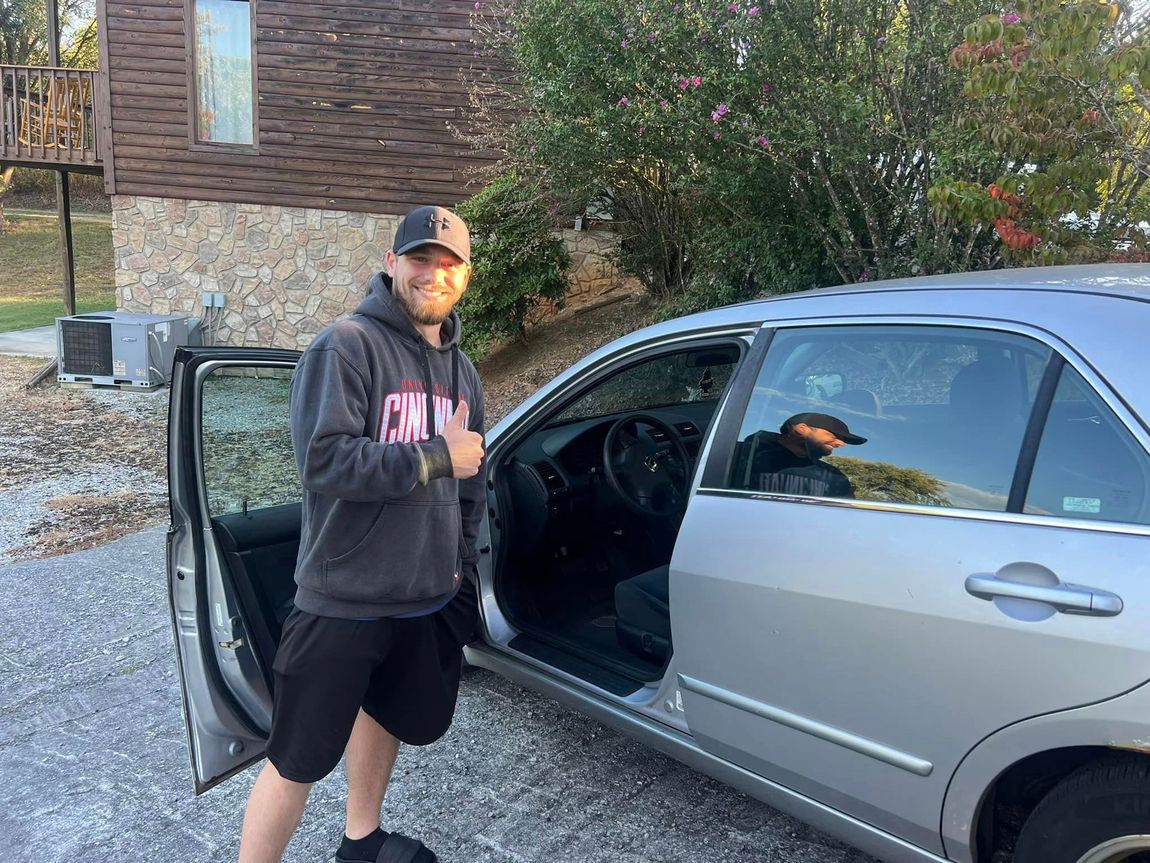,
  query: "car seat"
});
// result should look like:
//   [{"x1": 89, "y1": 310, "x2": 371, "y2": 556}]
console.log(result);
[
  {"x1": 948, "y1": 359, "x2": 1025, "y2": 424},
  {"x1": 937, "y1": 358, "x2": 1028, "y2": 500},
  {"x1": 614, "y1": 565, "x2": 672, "y2": 664}
]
